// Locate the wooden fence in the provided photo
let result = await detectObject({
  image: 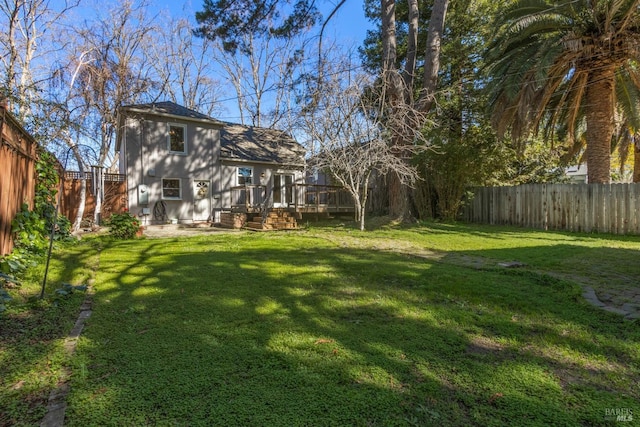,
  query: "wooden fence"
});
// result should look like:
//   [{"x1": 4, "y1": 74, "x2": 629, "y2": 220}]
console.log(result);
[
  {"x1": 0, "y1": 107, "x2": 37, "y2": 256},
  {"x1": 0, "y1": 102, "x2": 127, "y2": 254},
  {"x1": 463, "y1": 183, "x2": 640, "y2": 235},
  {"x1": 61, "y1": 171, "x2": 127, "y2": 226}
]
